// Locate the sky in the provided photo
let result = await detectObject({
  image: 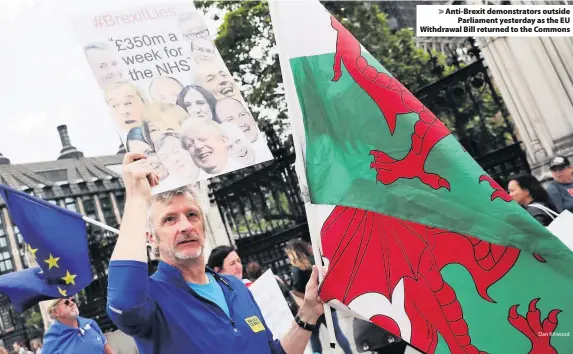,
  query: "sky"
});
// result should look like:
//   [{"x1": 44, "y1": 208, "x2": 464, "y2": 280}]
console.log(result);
[{"x1": 0, "y1": 0, "x2": 222, "y2": 164}]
